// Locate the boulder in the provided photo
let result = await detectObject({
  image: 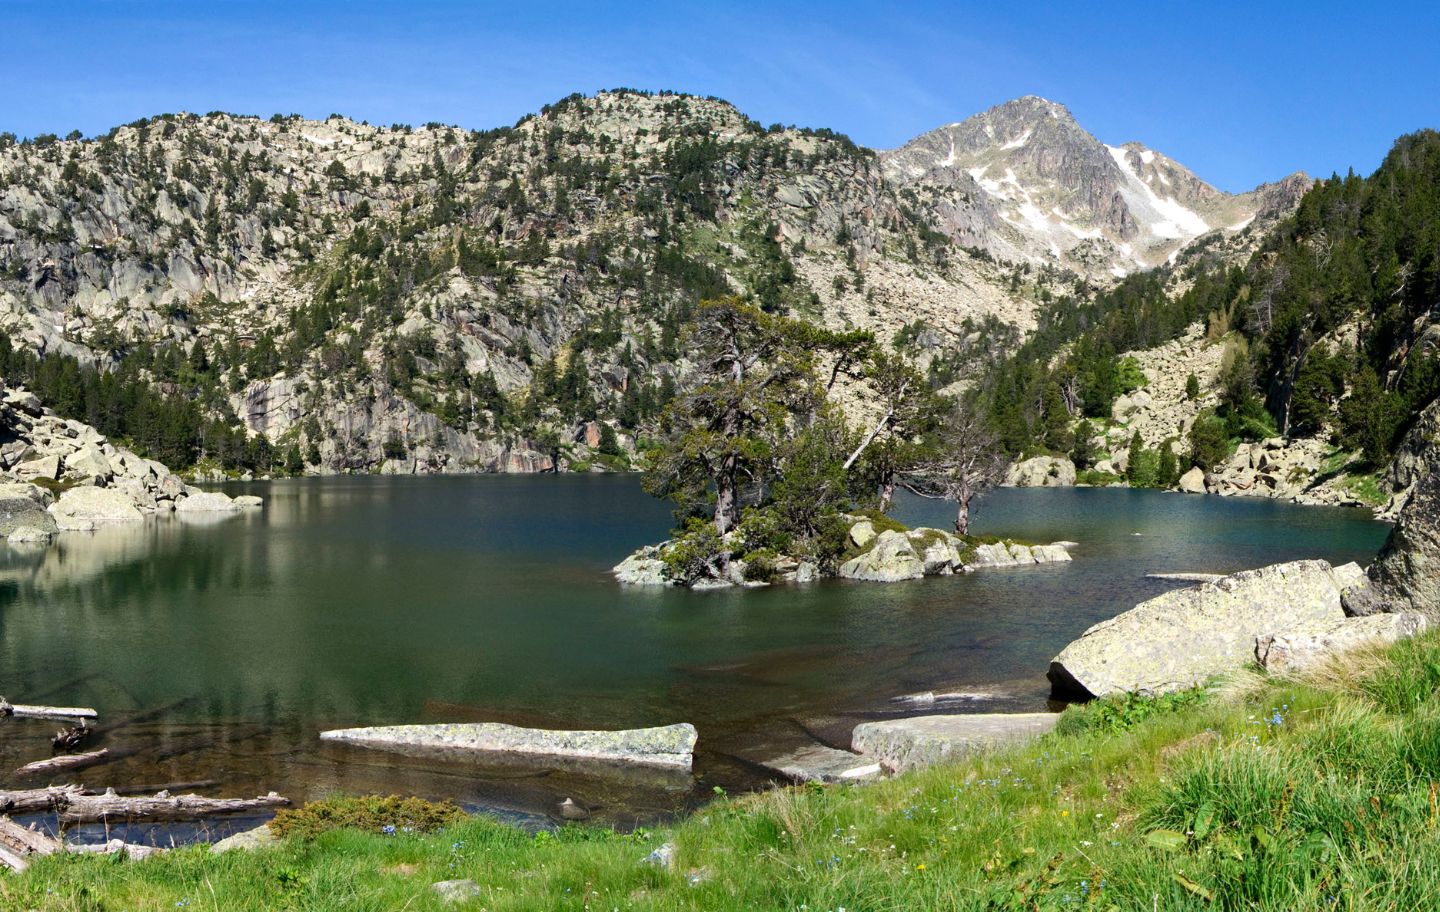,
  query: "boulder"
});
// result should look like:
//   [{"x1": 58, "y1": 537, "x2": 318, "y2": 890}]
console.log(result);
[
  {"x1": 1256, "y1": 612, "x2": 1428, "y2": 673},
  {"x1": 175, "y1": 491, "x2": 240, "y2": 513},
  {"x1": 319, "y1": 721, "x2": 698, "y2": 770},
  {"x1": 851, "y1": 713, "x2": 1059, "y2": 773},
  {"x1": 848, "y1": 520, "x2": 876, "y2": 549},
  {"x1": 210, "y1": 824, "x2": 277, "y2": 854},
  {"x1": 1178, "y1": 466, "x2": 1207, "y2": 494},
  {"x1": 1048, "y1": 560, "x2": 1365, "y2": 699},
  {"x1": 911, "y1": 530, "x2": 960, "y2": 575},
  {"x1": 49, "y1": 486, "x2": 145, "y2": 529},
  {"x1": 233, "y1": 494, "x2": 264, "y2": 507},
  {"x1": 14, "y1": 455, "x2": 60, "y2": 480},
  {"x1": 1005, "y1": 456, "x2": 1076, "y2": 488},
  {"x1": 838, "y1": 530, "x2": 924, "y2": 582},
  {"x1": 63, "y1": 445, "x2": 113, "y2": 480},
  {"x1": 1030, "y1": 544, "x2": 1073, "y2": 563}
]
